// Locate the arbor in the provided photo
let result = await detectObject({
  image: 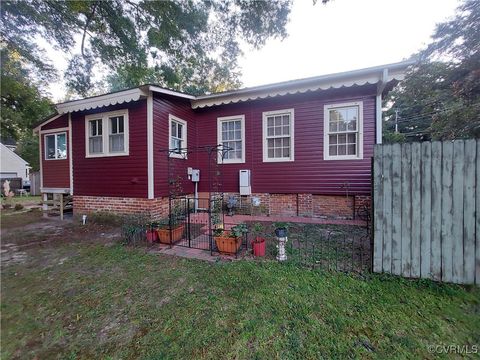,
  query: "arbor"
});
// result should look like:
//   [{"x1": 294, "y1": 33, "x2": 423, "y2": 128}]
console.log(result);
[
  {"x1": 1, "y1": 0, "x2": 293, "y2": 95},
  {"x1": 384, "y1": 0, "x2": 479, "y2": 141}
]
